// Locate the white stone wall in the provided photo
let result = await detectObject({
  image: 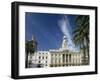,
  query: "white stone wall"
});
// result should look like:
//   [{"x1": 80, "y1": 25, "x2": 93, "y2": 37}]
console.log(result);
[
  {"x1": 71, "y1": 53, "x2": 82, "y2": 65},
  {"x1": 49, "y1": 50, "x2": 83, "y2": 67},
  {"x1": 28, "y1": 50, "x2": 83, "y2": 67},
  {"x1": 35, "y1": 51, "x2": 49, "y2": 67}
]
